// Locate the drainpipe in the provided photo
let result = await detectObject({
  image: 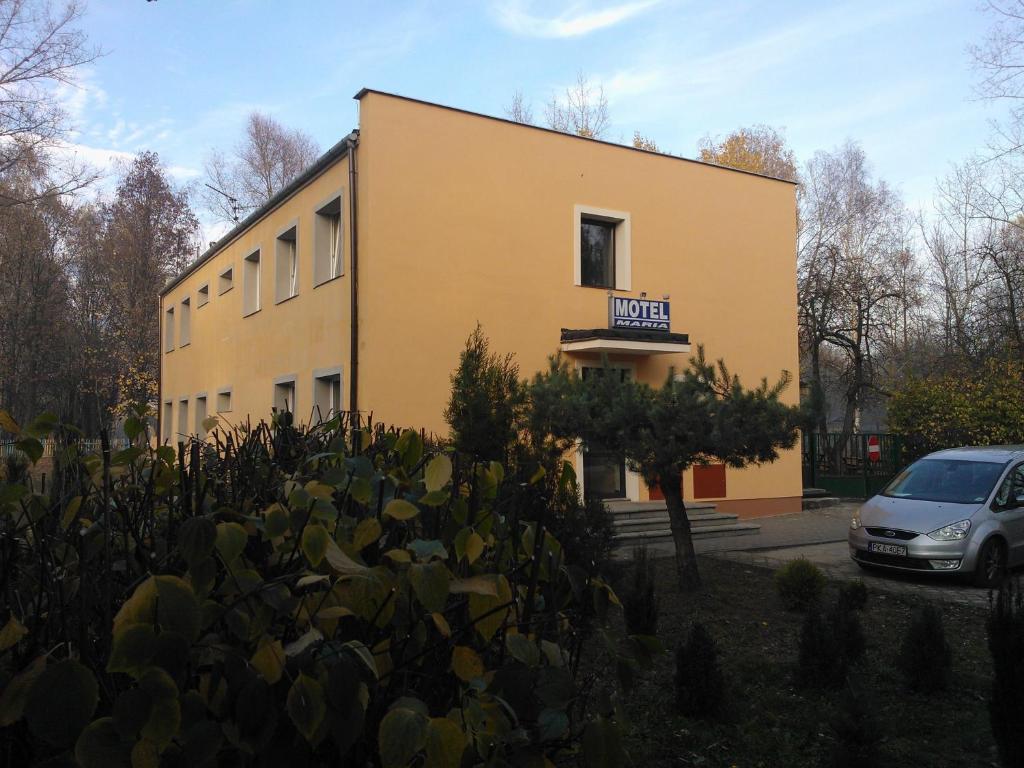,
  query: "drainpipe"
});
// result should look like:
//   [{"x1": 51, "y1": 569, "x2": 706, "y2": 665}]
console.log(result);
[{"x1": 347, "y1": 133, "x2": 360, "y2": 424}]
